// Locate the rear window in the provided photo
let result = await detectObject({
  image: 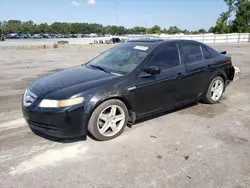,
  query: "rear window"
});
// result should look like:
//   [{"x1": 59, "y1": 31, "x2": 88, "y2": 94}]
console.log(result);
[
  {"x1": 181, "y1": 43, "x2": 203, "y2": 64},
  {"x1": 201, "y1": 46, "x2": 212, "y2": 59}
]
